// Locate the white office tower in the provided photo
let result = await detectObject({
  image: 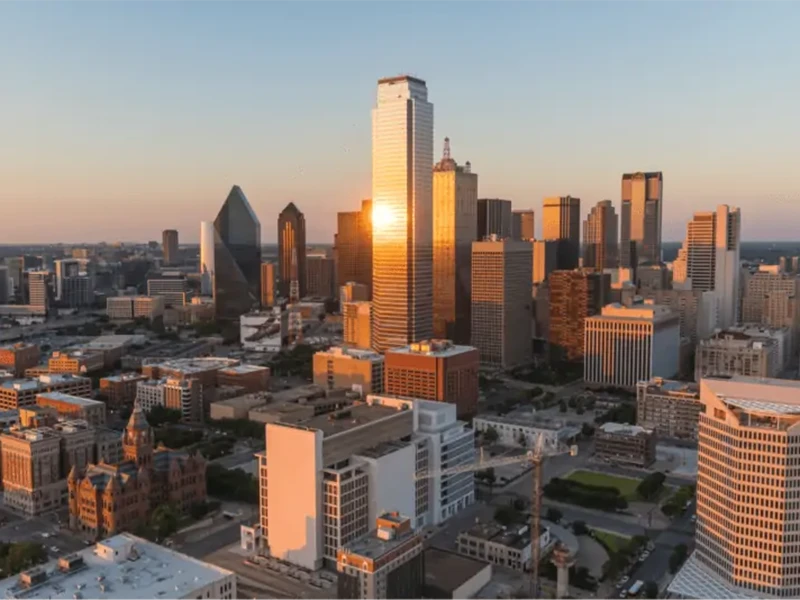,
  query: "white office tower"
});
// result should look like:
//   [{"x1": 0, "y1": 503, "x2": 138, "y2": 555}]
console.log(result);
[
  {"x1": 371, "y1": 76, "x2": 434, "y2": 353},
  {"x1": 200, "y1": 220, "x2": 215, "y2": 296}
]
